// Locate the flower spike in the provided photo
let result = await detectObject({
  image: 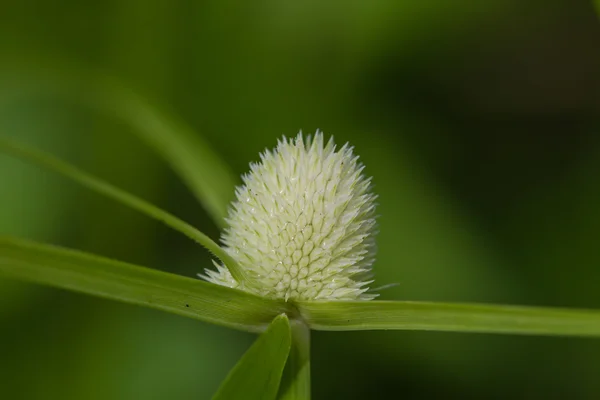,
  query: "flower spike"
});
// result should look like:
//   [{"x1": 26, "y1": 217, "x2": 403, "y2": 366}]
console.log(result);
[{"x1": 202, "y1": 131, "x2": 378, "y2": 301}]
